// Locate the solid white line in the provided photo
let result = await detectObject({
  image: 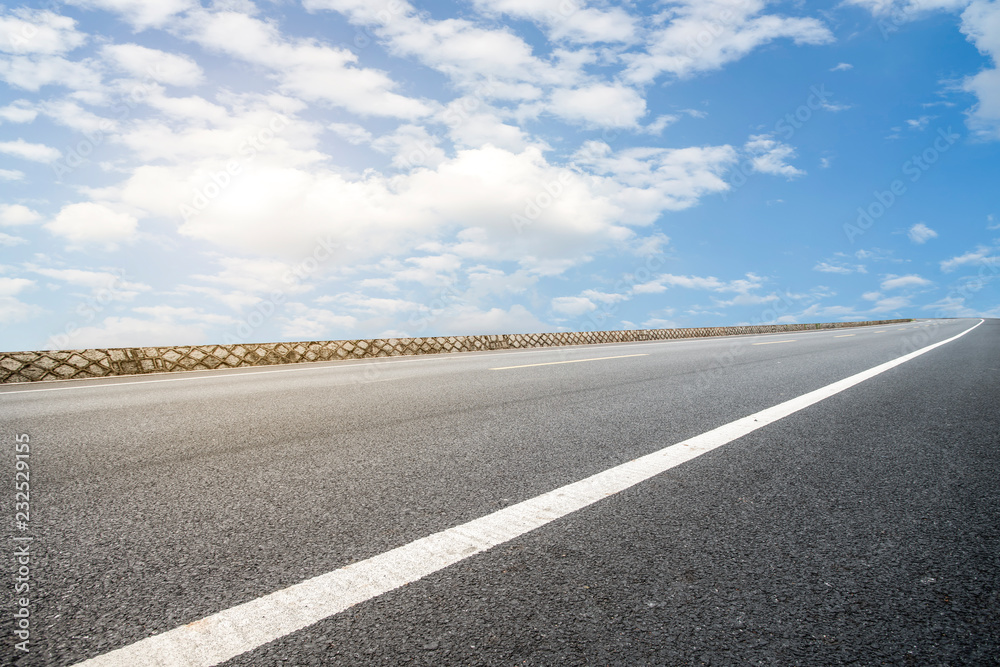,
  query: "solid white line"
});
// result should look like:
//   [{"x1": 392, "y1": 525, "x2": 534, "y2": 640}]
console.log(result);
[
  {"x1": 490, "y1": 353, "x2": 648, "y2": 370},
  {"x1": 72, "y1": 319, "x2": 984, "y2": 667}
]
